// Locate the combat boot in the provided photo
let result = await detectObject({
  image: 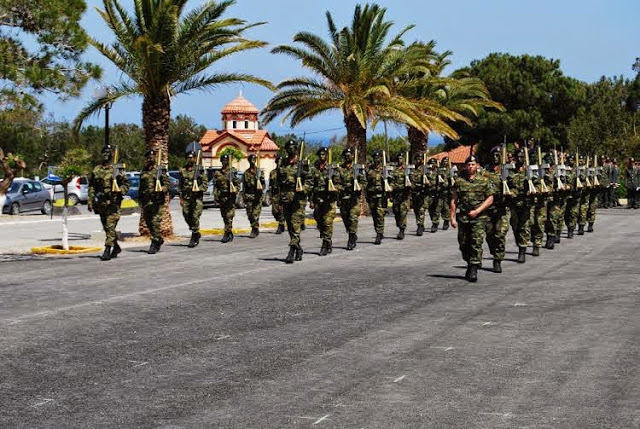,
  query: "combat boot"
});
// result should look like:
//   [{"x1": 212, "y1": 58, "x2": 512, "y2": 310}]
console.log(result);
[
  {"x1": 346, "y1": 233, "x2": 355, "y2": 250},
  {"x1": 442, "y1": 220, "x2": 450, "y2": 230},
  {"x1": 301, "y1": 222, "x2": 306, "y2": 231},
  {"x1": 468, "y1": 264, "x2": 478, "y2": 283},
  {"x1": 110, "y1": 241, "x2": 121, "y2": 258},
  {"x1": 517, "y1": 247, "x2": 526, "y2": 263},
  {"x1": 567, "y1": 228, "x2": 574, "y2": 239},
  {"x1": 545, "y1": 235, "x2": 555, "y2": 250},
  {"x1": 352, "y1": 234, "x2": 357, "y2": 248},
  {"x1": 374, "y1": 233, "x2": 383, "y2": 245},
  {"x1": 555, "y1": 232, "x2": 561, "y2": 243},
  {"x1": 100, "y1": 246, "x2": 112, "y2": 261},
  {"x1": 249, "y1": 227, "x2": 259, "y2": 238},
  {"x1": 148, "y1": 241, "x2": 158, "y2": 254},
  {"x1": 397, "y1": 228, "x2": 405, "y2": 240},
  {"x1": 577, "y1": 225, "x2": 585, "y2": 235},
  {"x1": 587, "y1": 222, "x2": 594, "y2": 233},
  {"x1": 319, "y1": 240, "x2": 328, "y2": 256},
  {"x1": 188, "y1": 232, "x2": 198, "y2": 248},
  {"x1": 416, "y1": 225, "x2": 424, "y2": 236},
  {"x1": 221, "y1": 232, "x2": 232, "y2": 243},
  {"x1": 532, "y1": 246, "x2": 540, "y2": 257},
  {"x1": 326, "y1": 239, "x2": 332, "y2": 254},
  {"x1": 285, "y1": 246, "x2": 296, "y2": 264},
  {"x1": 294, "y1": 245, "x2": 304, "y2": 261},
  {"x1": 493, "y1": 260, "x2": 502, "y2": 273},
  {"x1": 275, "y1": 224, "x2": 285, "y2": 234},
  {"x1": 430, "y1": 223, "x2": 439, "y2": 233}
]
